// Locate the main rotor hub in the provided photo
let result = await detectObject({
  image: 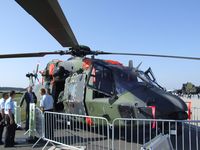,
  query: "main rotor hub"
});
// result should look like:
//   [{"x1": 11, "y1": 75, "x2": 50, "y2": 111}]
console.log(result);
[{"x1": 70, "y1": 45, "x2": 91, "y2": 57}]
